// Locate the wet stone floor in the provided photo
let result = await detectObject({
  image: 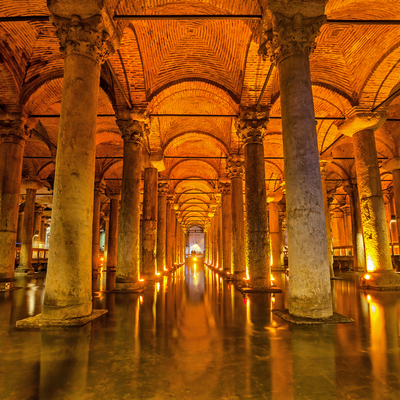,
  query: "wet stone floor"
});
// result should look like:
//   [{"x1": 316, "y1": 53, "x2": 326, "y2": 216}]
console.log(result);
[{"x1": 1, "y1": 260, "x2": 400, "y2": 400}]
